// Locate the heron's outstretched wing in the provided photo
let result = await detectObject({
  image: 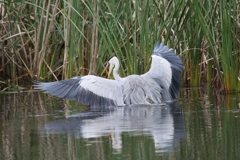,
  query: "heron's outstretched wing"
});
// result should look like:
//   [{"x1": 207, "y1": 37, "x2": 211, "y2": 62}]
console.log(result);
[
  {"x1": 35, "y1": 75, "x2": 124, "y2": 107},
  {"x1": 141, "y1": 42, "x2": 183, "y2": 101}
]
